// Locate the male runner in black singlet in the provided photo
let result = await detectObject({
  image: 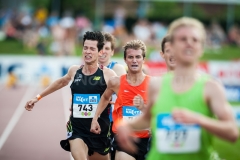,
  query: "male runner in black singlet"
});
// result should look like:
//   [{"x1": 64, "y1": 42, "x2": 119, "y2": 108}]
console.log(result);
[{"x1": 25, "y1": 31, "x2": 116, "y2": 160}]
